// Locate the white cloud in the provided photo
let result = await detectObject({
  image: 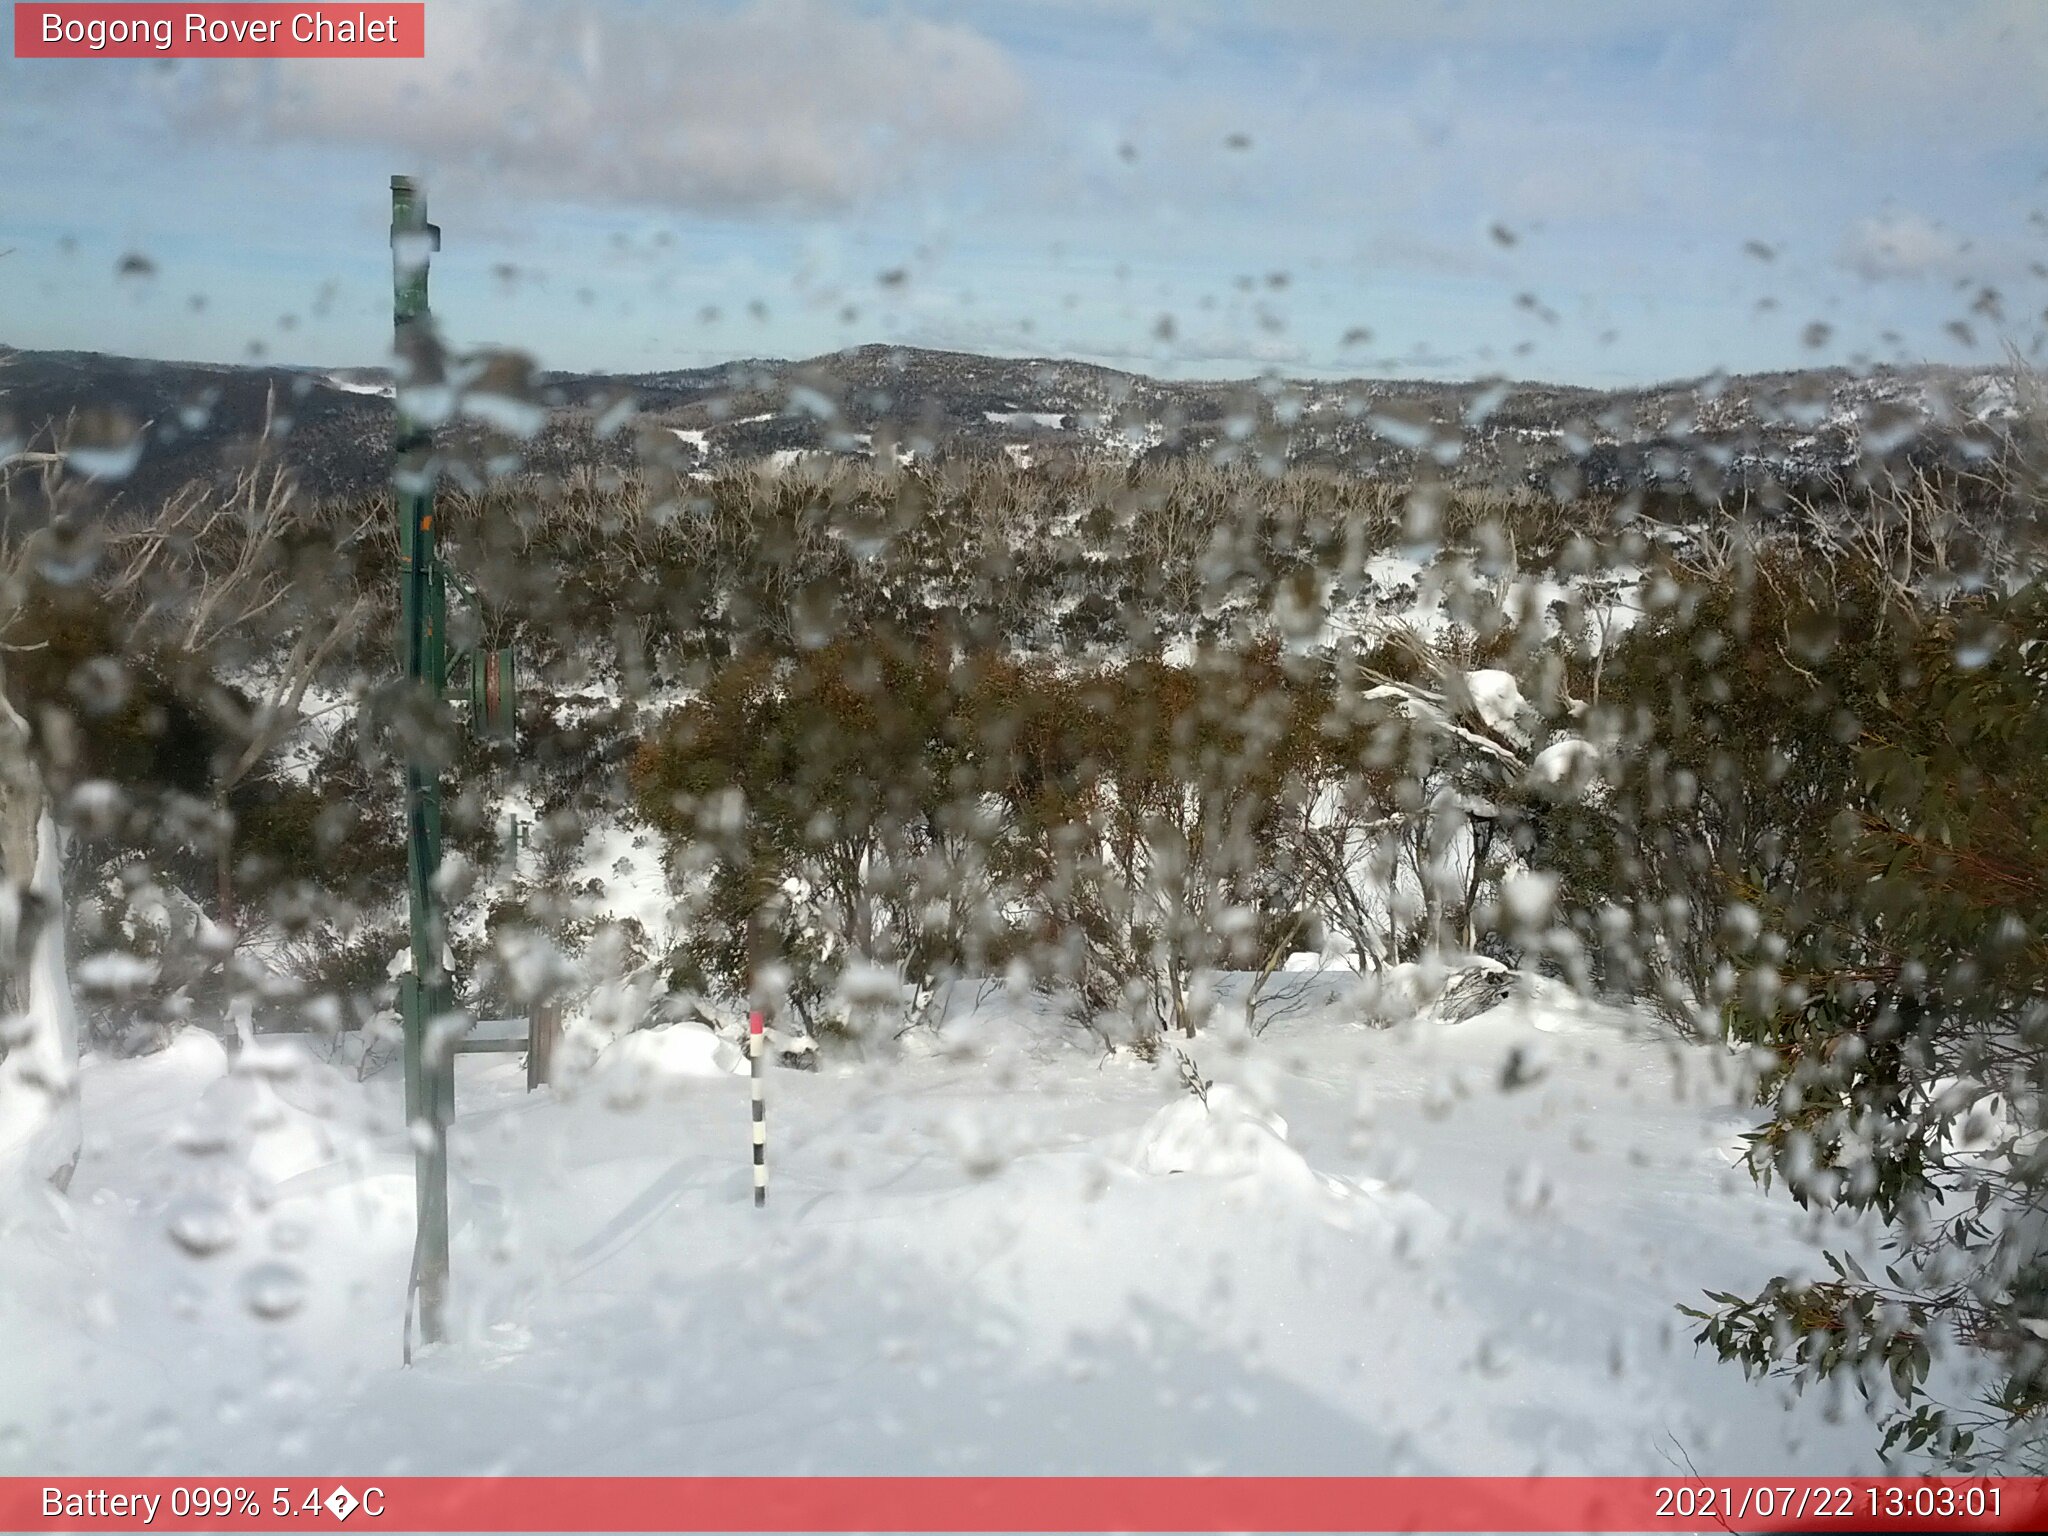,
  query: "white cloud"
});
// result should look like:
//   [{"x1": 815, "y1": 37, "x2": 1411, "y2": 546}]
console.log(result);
[
  {"x1": 165, "y1": 0, "x2": 1027, "y2": 213},
  {"x1": 1838, "y1": 210, "x2": 1973, "y2": 281}
]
